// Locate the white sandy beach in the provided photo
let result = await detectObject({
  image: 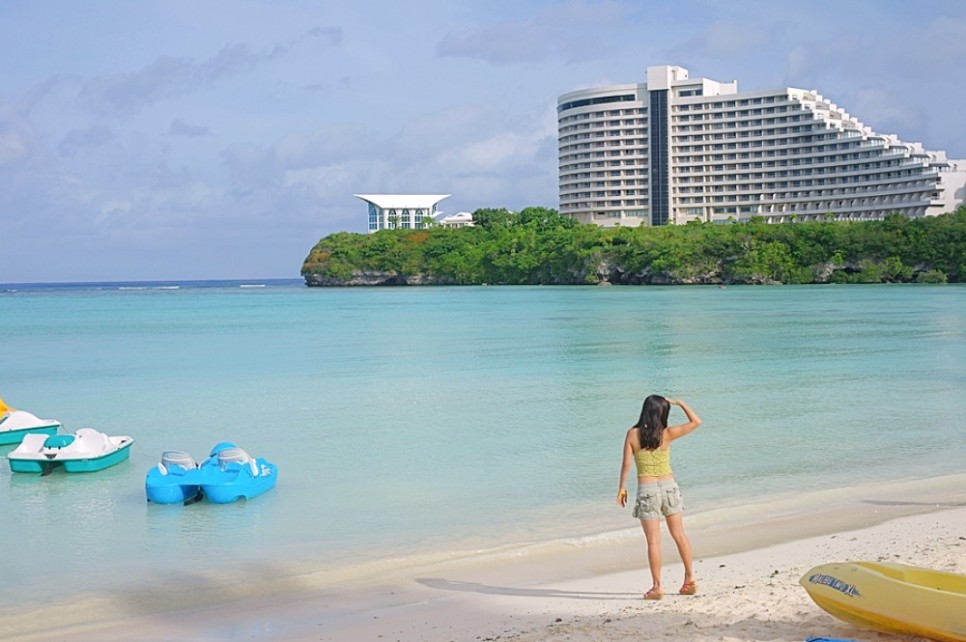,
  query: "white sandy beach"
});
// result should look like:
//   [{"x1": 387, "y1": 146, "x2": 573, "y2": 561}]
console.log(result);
[{"x1": 4, "y1": 474, "x2": 965, "y2": 642}]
